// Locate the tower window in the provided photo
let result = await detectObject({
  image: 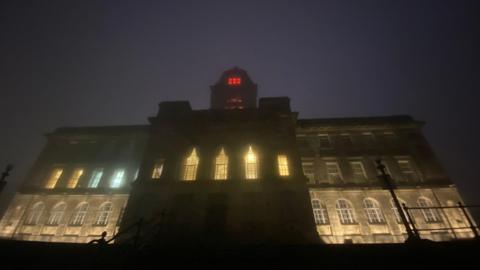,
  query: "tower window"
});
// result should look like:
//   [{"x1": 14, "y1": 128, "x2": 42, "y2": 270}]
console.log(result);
[
  {"x1": 227, "y1": 77, "x2": 242, "y2": 86},
  {"x1": 88, "y1": 168, "x2": 103, "y2": 188},
  {"x1": 183, "y1": 148, "x2": 199, "y2": 181},
  {"x1": 152, "y1": 159, "x2": 165, "y2": 179},
  {"x1": 214, "y1": 148, "x2": 228, "y2": 180},
  {"x1": 45, "y1": 168, "x2": 63, "y2": 189},
  {"x1": 244, "y1": 146, "x2": 258, "y2": 180},
  {"x1": 277, "y1": 155, "x2": 290, "y2": 176},
  {"x1": 110, "y1": 169, "x2": 125, "y2": 188},
  {"x1": 67, "y1": 168, "x2": 84, "y2": 188}
]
